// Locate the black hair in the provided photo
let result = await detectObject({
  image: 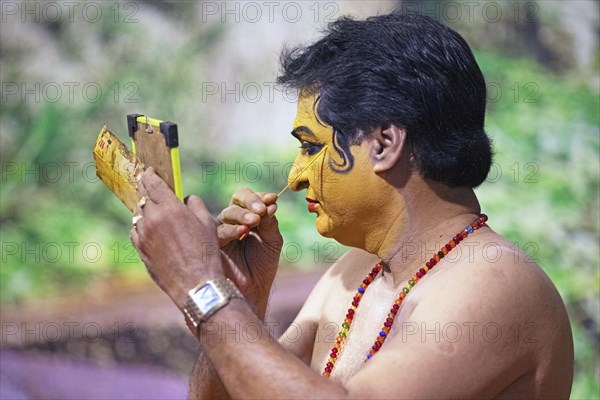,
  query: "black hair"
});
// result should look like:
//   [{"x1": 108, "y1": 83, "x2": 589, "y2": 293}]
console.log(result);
[{"x1": 277, "y1": 12, "x2": 492, "y2": 188}]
